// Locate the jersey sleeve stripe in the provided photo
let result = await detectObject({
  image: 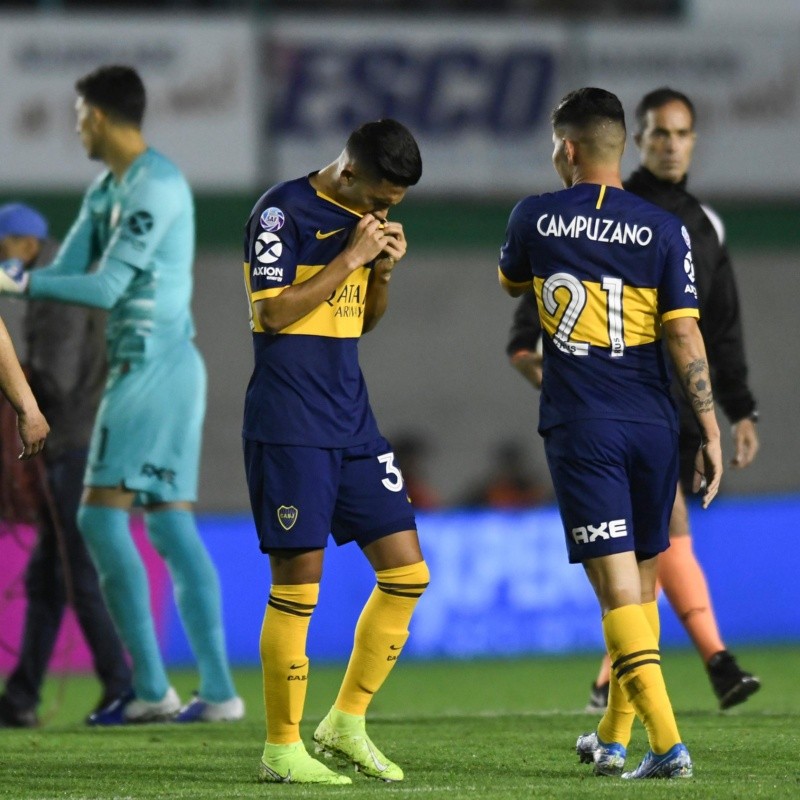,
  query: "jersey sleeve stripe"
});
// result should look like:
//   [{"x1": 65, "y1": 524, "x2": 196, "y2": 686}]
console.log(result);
[
  {"x1": 251, "y1": 286, "x2": 286, "y2": 301},
  {"x1": 661, "y1": 308, "x2": 700, "y2": 323},
  {"x1": 498, "y1": 267, "x2": 532, "y2": 293}
]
